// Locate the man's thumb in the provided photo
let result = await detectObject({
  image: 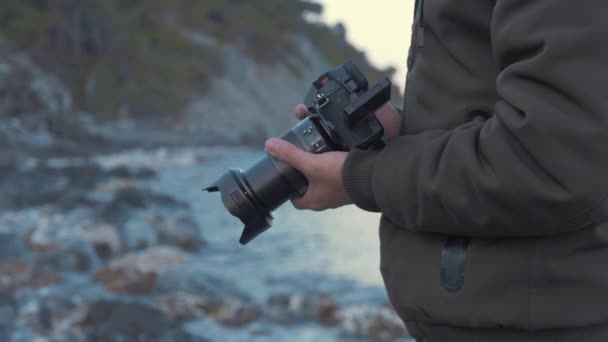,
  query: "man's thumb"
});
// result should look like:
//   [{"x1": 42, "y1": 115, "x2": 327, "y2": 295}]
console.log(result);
[{"x1": 265, "y1": 138, "x2": 311, "y2": 171}]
